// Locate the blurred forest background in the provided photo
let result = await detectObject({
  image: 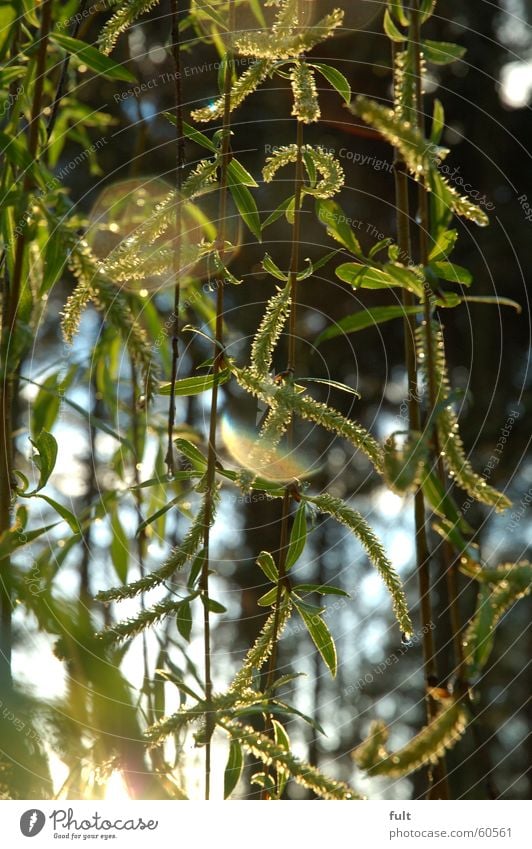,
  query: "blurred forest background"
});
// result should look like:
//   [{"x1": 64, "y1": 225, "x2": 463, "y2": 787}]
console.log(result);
[{"x1": 1, "y1": 0, "x2": 531, "y2": 800}]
